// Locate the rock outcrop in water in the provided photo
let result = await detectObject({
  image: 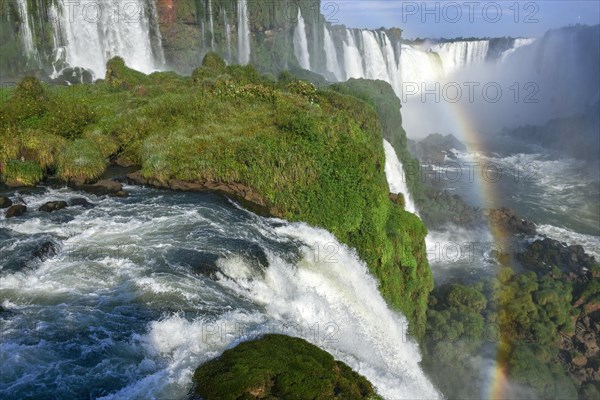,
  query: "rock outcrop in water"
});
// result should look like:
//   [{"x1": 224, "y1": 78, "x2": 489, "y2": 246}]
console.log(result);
[
  {"x1": 0, "y1": 196, "x2": 12, "y2": 208},
  {"x1": 192, "y1": 334, "x2": 380, "y2": 400},
  {"x1": 5, "y1": 204, "x2": 27, "y2": 218},
  {"x1": 39, "y1": 201, "x2": 68, "y2": 213}
]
